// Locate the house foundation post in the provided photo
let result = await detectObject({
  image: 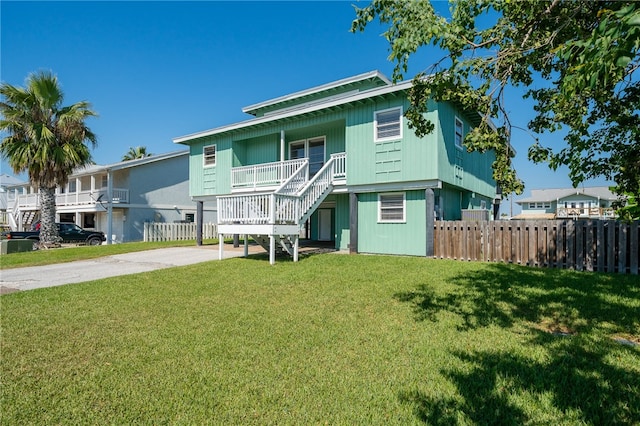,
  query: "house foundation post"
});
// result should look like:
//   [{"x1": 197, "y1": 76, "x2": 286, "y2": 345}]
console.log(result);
[
  {"x1": 425, "y1": 188, "x2": 435, "y2": 257},
  {"x1": 196, "y1": 201, "x2": 203, "y2": 246},
  {"x1": 218, "y1": 233, "x2": 224, "y2": 260},
  {"x1": 293, "y1": 234, "x2": 299, "y2": 262},
  {"x1": 269, "y1": 234, "x2": 275, "y2": 265},
  {"x1": 349, "y1": 192, "x2": 358, "y2": 254},
  {"x1": 244, "y1": 234, "x2": 249, "y2": 257}
]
